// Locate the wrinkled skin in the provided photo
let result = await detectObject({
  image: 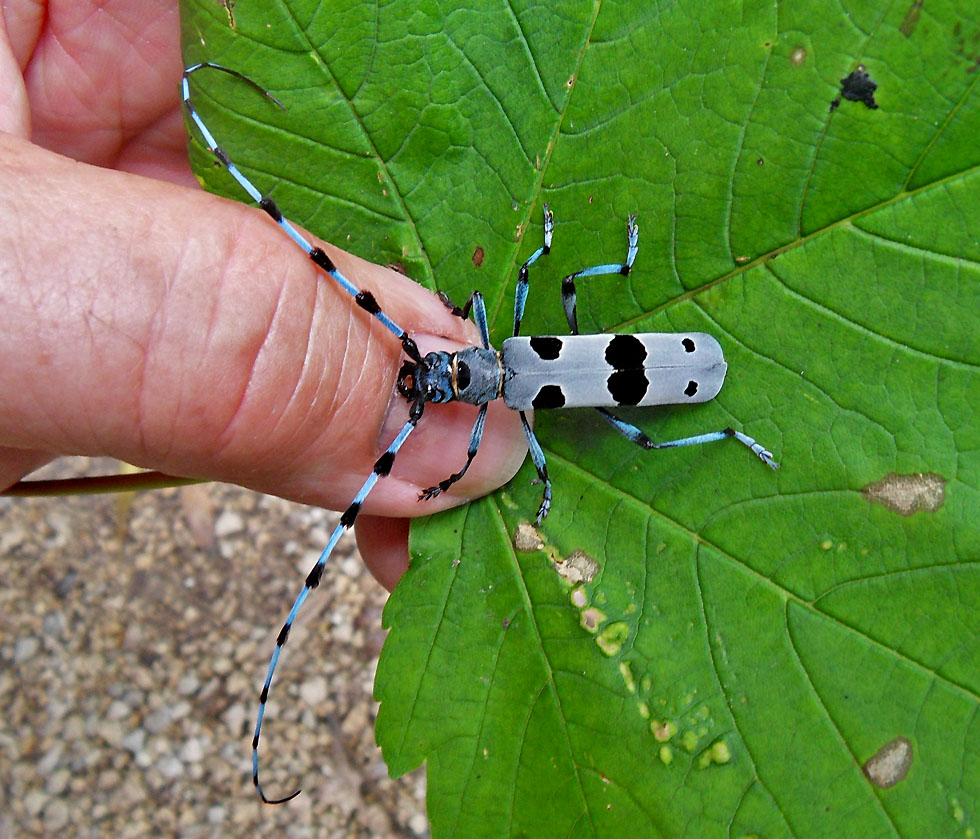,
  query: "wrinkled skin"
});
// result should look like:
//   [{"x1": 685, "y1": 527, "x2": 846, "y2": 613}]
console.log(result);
[{"x1": 0, "y1": 2, "x2": 527, "y2": 589}]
